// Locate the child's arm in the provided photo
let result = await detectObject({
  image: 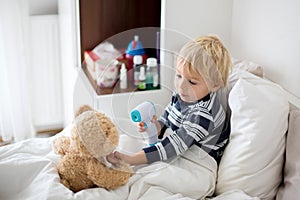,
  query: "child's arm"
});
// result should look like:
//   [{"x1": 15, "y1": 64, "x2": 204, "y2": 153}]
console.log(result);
[{"x1": 107, "y1": 151, "x2": 148, "y2": 165}]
